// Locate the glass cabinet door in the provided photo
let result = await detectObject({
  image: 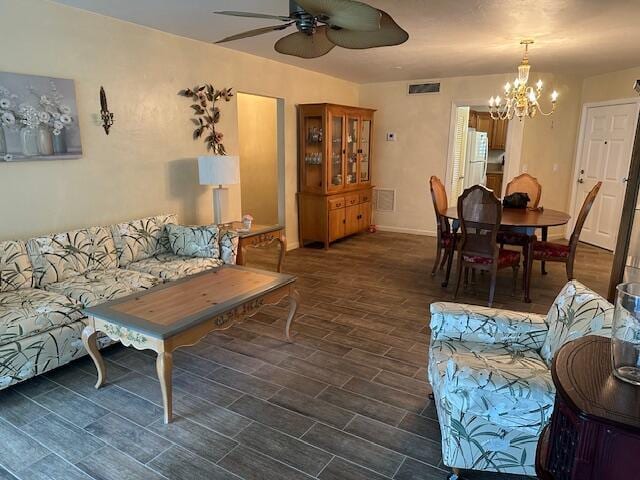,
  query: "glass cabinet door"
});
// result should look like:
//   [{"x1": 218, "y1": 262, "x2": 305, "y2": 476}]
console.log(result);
[
  {"x1": 360, "y1": 119, "x2": 372, "y2": 183},
  {"x1": 329, "y1": 114, "x2": 344, "y2": 189},
  {"x1": 302, "y1": 115, "x2": 324, "y2": 190},
  {"x1": 346, "y1": 117, "x2": 359, "y2": 186}
]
